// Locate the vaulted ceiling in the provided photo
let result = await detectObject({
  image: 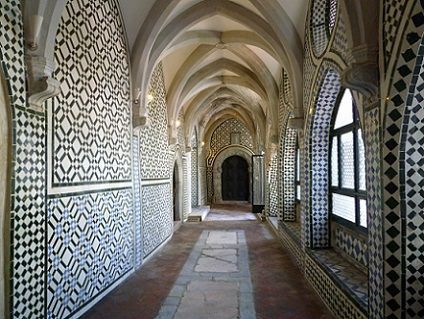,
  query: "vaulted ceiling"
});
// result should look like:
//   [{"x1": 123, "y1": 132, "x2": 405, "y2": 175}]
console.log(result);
[{"x1": 119, "y1": 0, "x2": 308, "y2": 147}]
